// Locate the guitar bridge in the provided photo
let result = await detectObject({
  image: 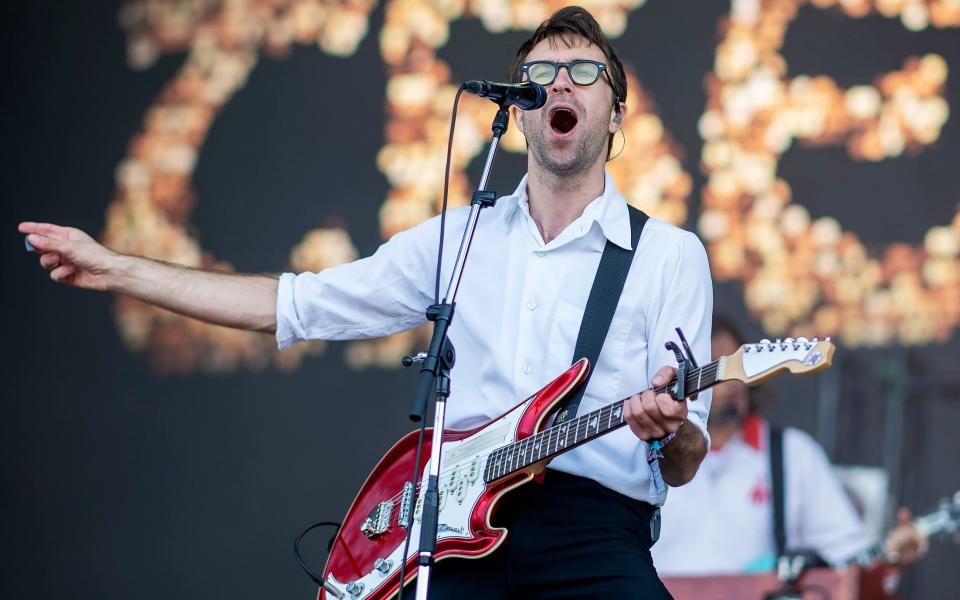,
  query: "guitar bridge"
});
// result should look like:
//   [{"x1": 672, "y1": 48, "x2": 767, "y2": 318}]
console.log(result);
[
  {"x1": 398, "y1": 482, "x2": 414, "y2": 529},
  {"x1": 360, "y1": 499, "x2": 394, "y2": 539}
]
